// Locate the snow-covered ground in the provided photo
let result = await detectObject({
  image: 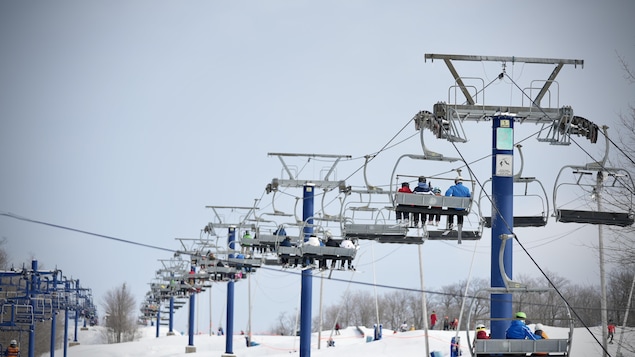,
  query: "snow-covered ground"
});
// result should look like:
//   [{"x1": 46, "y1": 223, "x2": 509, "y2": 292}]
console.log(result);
[{"x1": 39, "y1": 323, "x2": 633, "y2": 357}]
